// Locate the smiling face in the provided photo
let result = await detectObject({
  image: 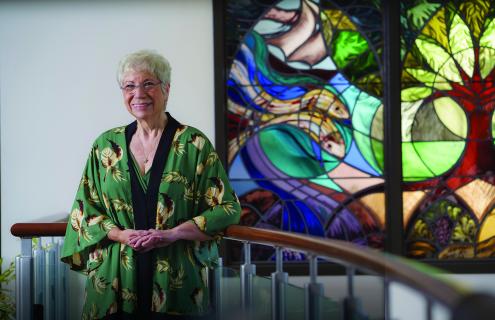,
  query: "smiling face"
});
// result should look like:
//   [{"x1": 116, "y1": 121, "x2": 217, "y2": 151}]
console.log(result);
[{"x1": 121, "y1": 70, "x2": 169, "y2": 122}]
